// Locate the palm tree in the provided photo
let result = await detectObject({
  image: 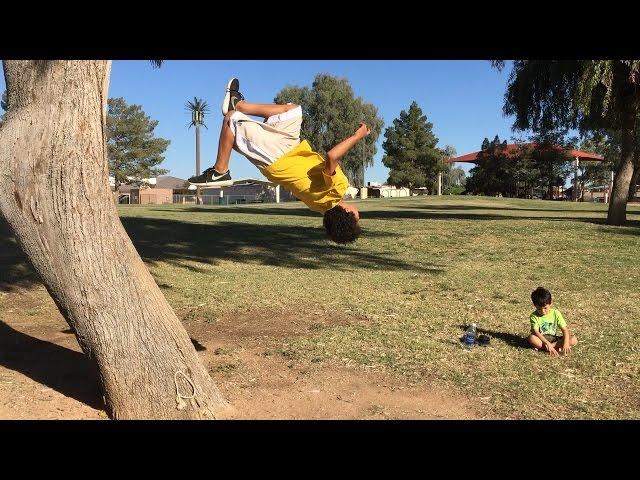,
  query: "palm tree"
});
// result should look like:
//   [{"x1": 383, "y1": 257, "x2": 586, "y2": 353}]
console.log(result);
[{"x1": 185, "y1": 97, "x2": 209, "y2": 203}]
